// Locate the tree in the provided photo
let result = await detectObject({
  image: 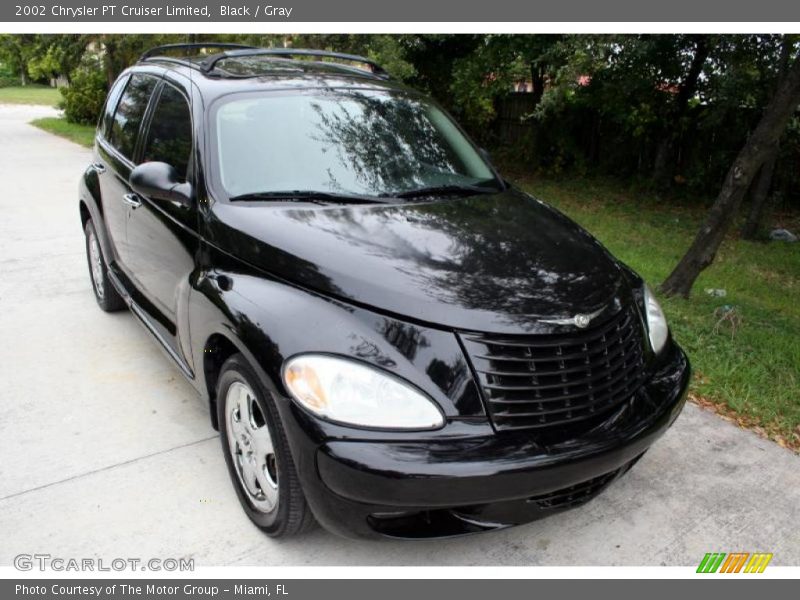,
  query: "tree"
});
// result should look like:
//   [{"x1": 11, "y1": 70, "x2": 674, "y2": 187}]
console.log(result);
[
  {"x1": 660, "y1": 43, "x2": 800, "y2": 298},
  {"x1": 534, "y1": 35, "x2": 721, "y2": 180},
  {"x1": 0, "y1": 34, "x2": 37, "y2": 84},
  {"x1": 651, "y1": 35, "x2": 711, "y2": 189},
  {"x1": 27, "y1": 35, "x2": 89, "y2": 83},
  {"x1": 402, "y1": 35, "x2": 483, "y2": 107},
  {"x1": 740, "y1": 37, "x2": 794, "y2": 238},
  {"x1": 448, "y1": 35, "x2": 563, "y2": 128},
  {"x1": 97, "y1": 34, "x2": 179, "y2": 88},
  {"x1": 283, "y1": 34, "x2": 416, "y2": 80}
]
